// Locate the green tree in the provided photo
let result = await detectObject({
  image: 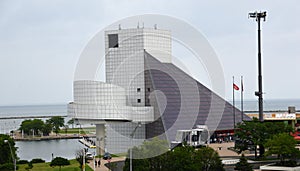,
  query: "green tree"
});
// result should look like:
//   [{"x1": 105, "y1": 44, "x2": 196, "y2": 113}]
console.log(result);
[
  {"x1": 75, "y1": 149, "x2": 88, "y2": 170},
  {"x1": 0, "y1": 134, "x2": 17, "y2": 165},
  {"x1": 235, "y1": 118, "x2": 293, "y2": 159},
  {"x1": 64, "y1": 125, "x2": 69, "y2": 135},
  {"x1": 67, "y1": 118, "x2": 75, "y2": 128},
  {"x1": 19, "y1": 119, "x2": 32, "y2": 135},
  {"x1": 50, "y1": 157, "x2": 70, "y2": 171},
  {"x1": 166, "y1": 145, "x2": 201, "y2": 171},
  {"x1": 19, "y1": 119, "x2": 45, "y2": 136},
  {"x1": 123, "y1": 138, "x2": 169, "y2": 171},
  {"x1": 0, "y1": 163, "x2": 15, "y2": 171},
  {"x1": 123, "y1": 138, "x2": 224, "y2": 171},
  {"x1": 41, "y1": 122, "x2": 52, "y2": 136},
  {"x1": 25, "y1": 162, "x2": 33, "y2": 171},
  {"x1": 234, "y1": 154, "x2": 252, "y2": 171},
  {"x1": 195, "y1": 147, "x2": 224, "y2": 171},
  {"x1": 235, "y1": 118, "x2": 264, "y2": 158},
  {"x1": 31, "y1": 119, "x2": 44, "y2": 135},
  {"x1": 264, "y1": 133, "x2": 300, "y2": 166},
  {"x1": 47, "y1": 116, "x2": 64, "y2": 135}
]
